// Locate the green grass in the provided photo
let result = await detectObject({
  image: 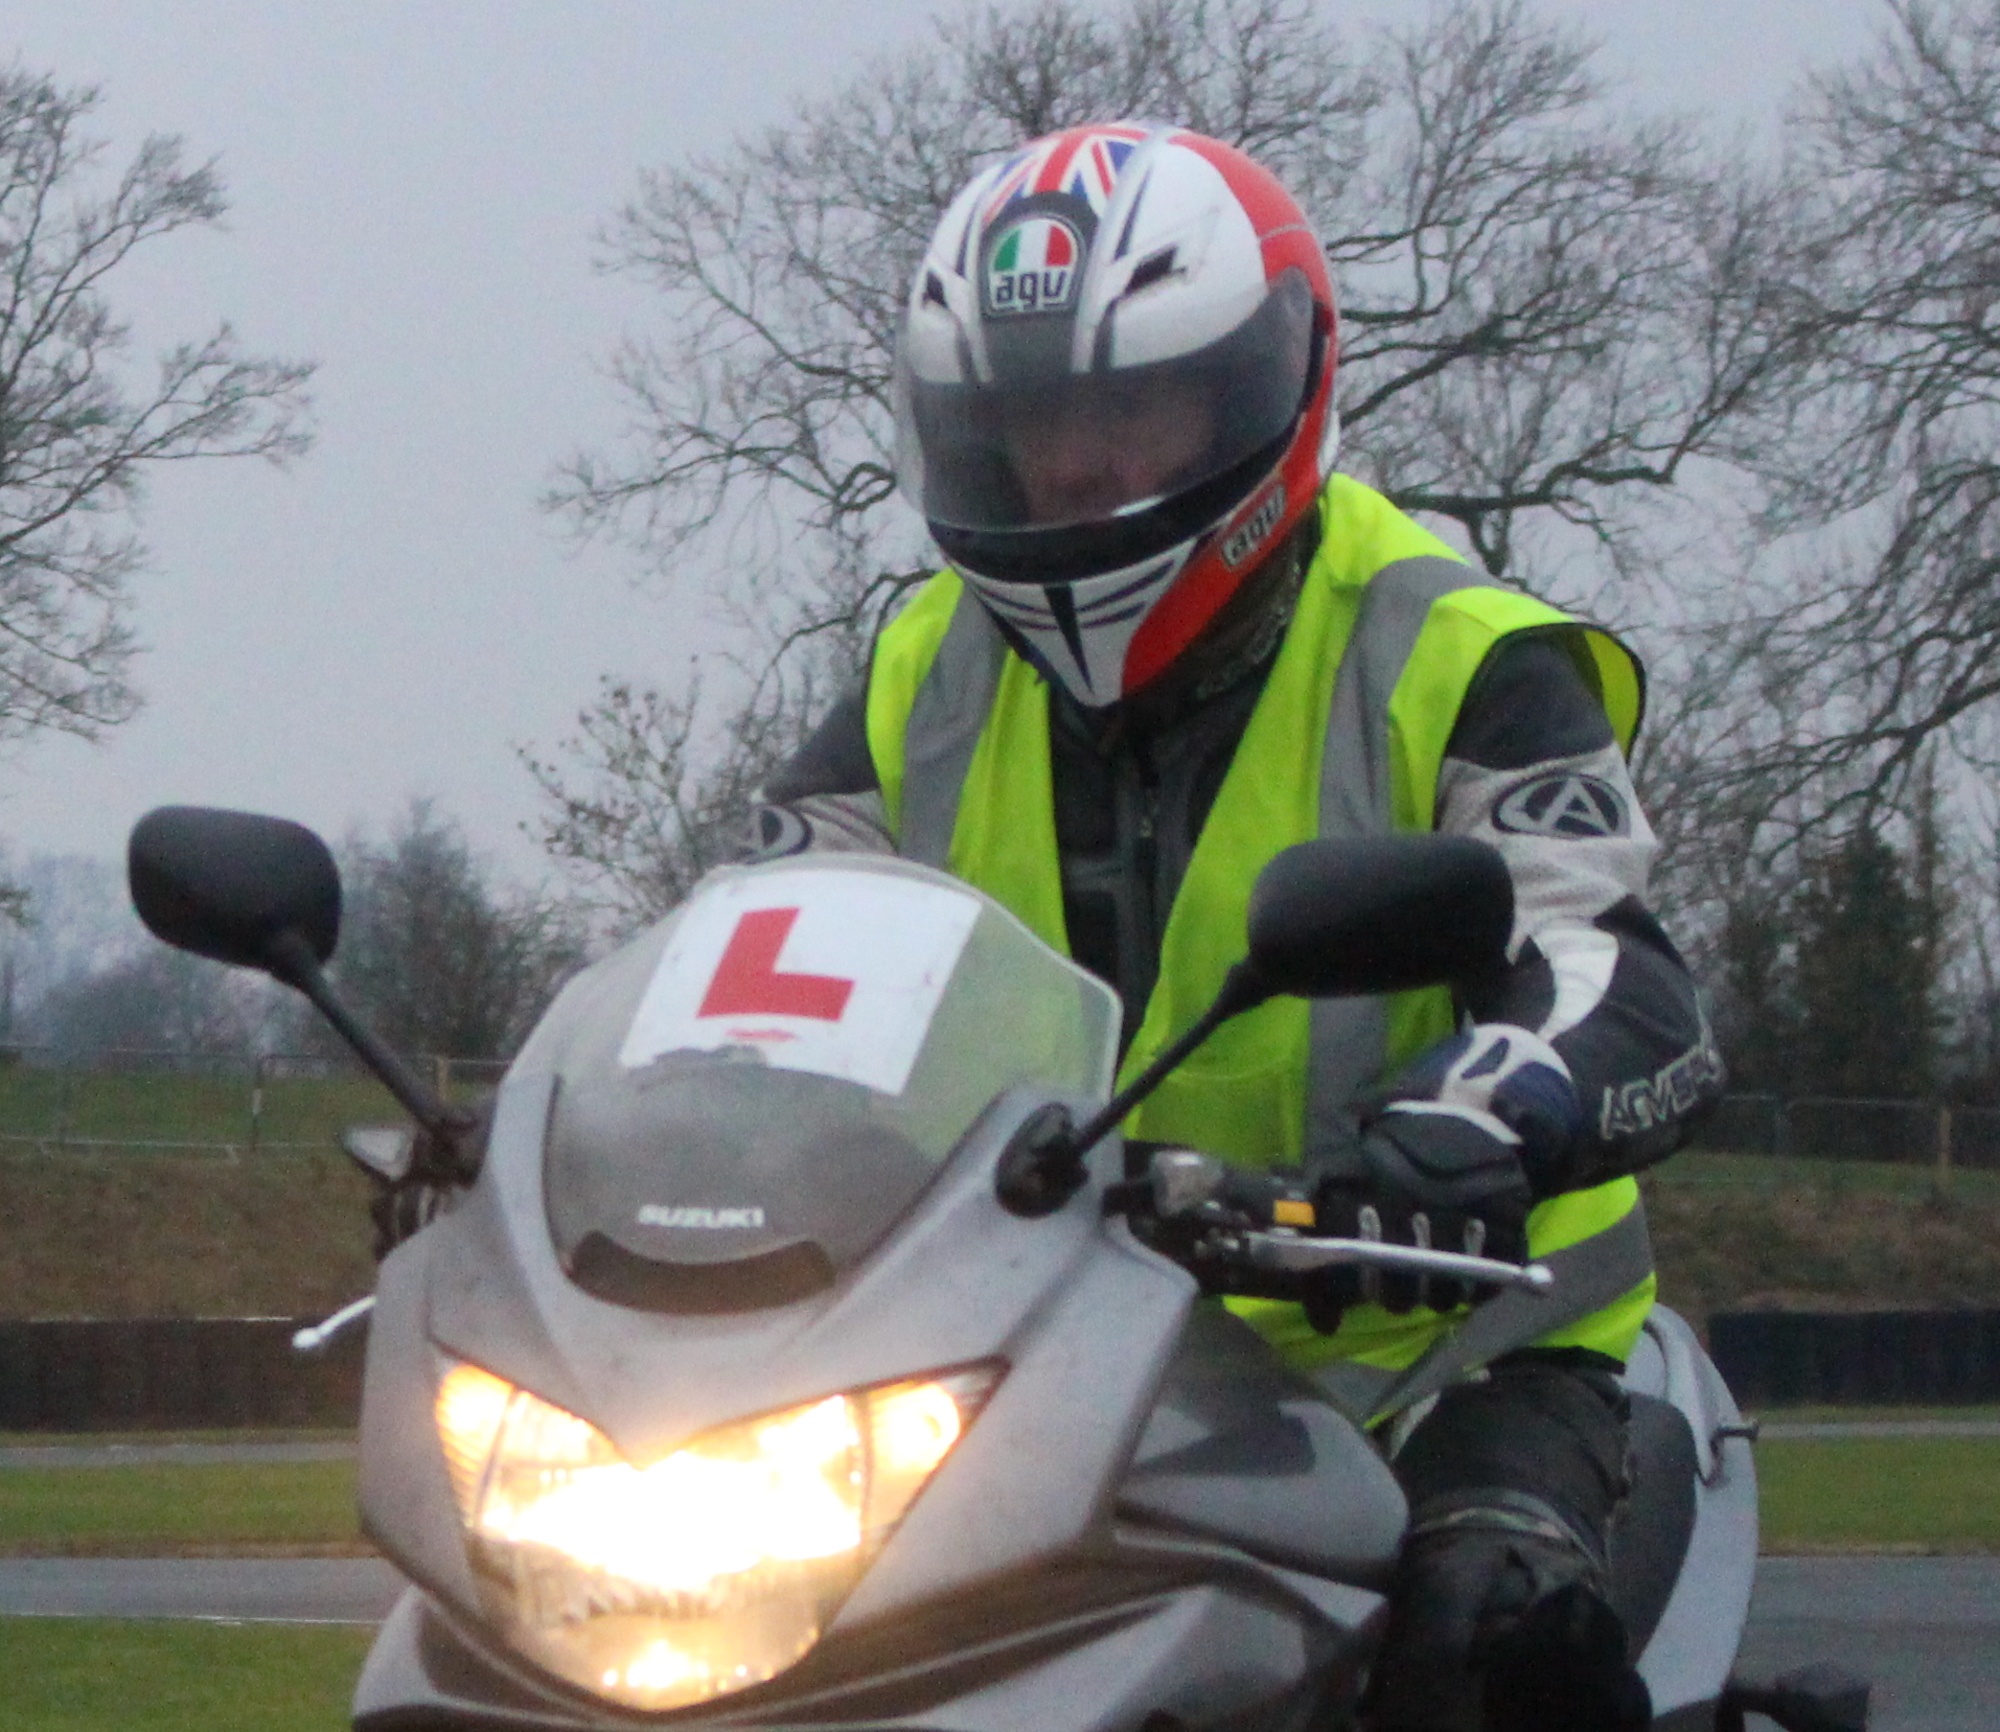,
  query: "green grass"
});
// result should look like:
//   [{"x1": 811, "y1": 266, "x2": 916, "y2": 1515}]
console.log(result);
[
  {"x1": 1659, "y1": 1148, "x2": 2000, "y2": 1200},
  {"x1": 0, "y1": 1460, "x2": 360, "y2": 1555},
  {"x1": 1756, "y1": 1404, "x2": 2000, "y2": 1424},
  {"x1": 0, "y1": 1430, "x2": 354, "y2": 1449},
  {"x1": 0, "y1": 1066, "x2": 1986, "y2": 1322},
  {"x1": 0, "y1": 1147, "x2": 378, "y2": 1318},
  {"x1": 1757, "y1": 1433, "x2": 2000, "y2": 1551},
  {"x1": 1646, "y1": 1167, "x2": 2000, "y2": 1326},
  {"x1": 0, "y1": 1069, "x2": 401, "y2": 1153},
  {"x1": 0, "y1": 1619, "x2": 372, "y2": 1731}
]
